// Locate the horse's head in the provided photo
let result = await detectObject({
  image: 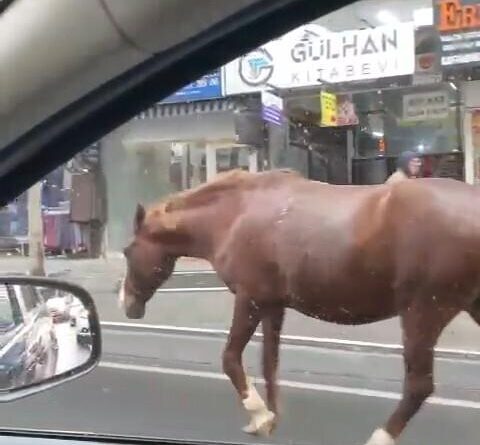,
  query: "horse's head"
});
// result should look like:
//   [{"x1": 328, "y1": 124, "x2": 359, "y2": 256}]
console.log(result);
[{"x1": 119, "y1": 203, "x2": 177, "y2": 319}]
